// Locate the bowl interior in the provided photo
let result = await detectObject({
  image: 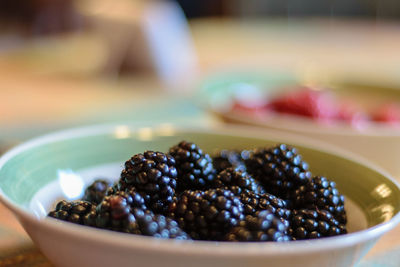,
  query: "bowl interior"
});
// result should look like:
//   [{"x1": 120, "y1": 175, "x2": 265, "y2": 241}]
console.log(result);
[{"x1": 0, "y1": 126, "x2": 400, "y2": 232}]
